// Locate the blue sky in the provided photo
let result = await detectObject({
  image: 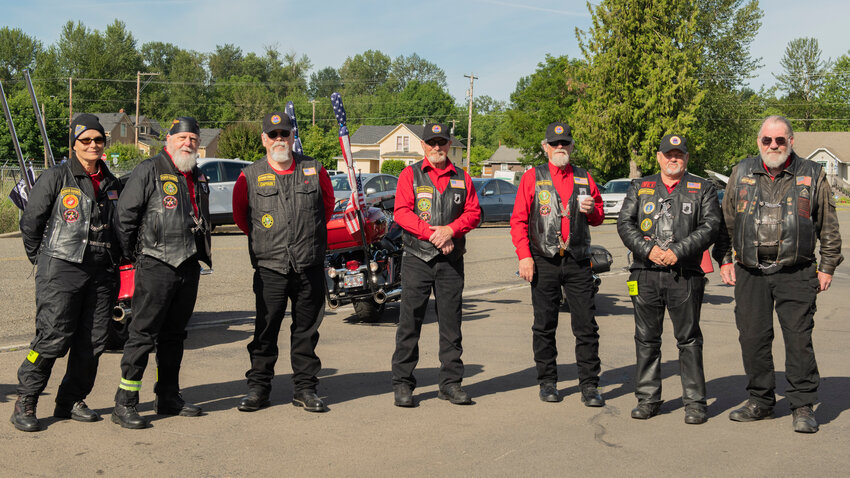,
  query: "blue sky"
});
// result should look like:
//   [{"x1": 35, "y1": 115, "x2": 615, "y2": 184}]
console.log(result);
[{"x1": 3, "y1": 0, "x2": 850, "y2": 105}]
